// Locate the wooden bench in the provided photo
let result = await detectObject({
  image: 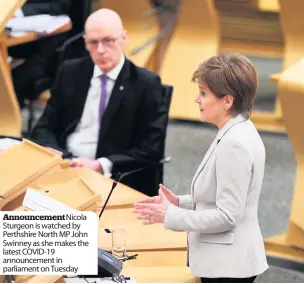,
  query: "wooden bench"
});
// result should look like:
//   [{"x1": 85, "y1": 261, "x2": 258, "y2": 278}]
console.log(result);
[
  {"x1": 264, "y1": 58, "x2": 304, "y2": 264},
  {"x1": 218, "y1": 0, "x2": 282, "y2": 57}
]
